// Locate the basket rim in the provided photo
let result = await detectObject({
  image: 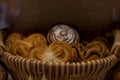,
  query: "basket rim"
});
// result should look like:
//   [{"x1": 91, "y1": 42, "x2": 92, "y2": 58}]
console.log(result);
[{"x1": 1, "y1": 51, "x2": 119, "y2": 65}]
